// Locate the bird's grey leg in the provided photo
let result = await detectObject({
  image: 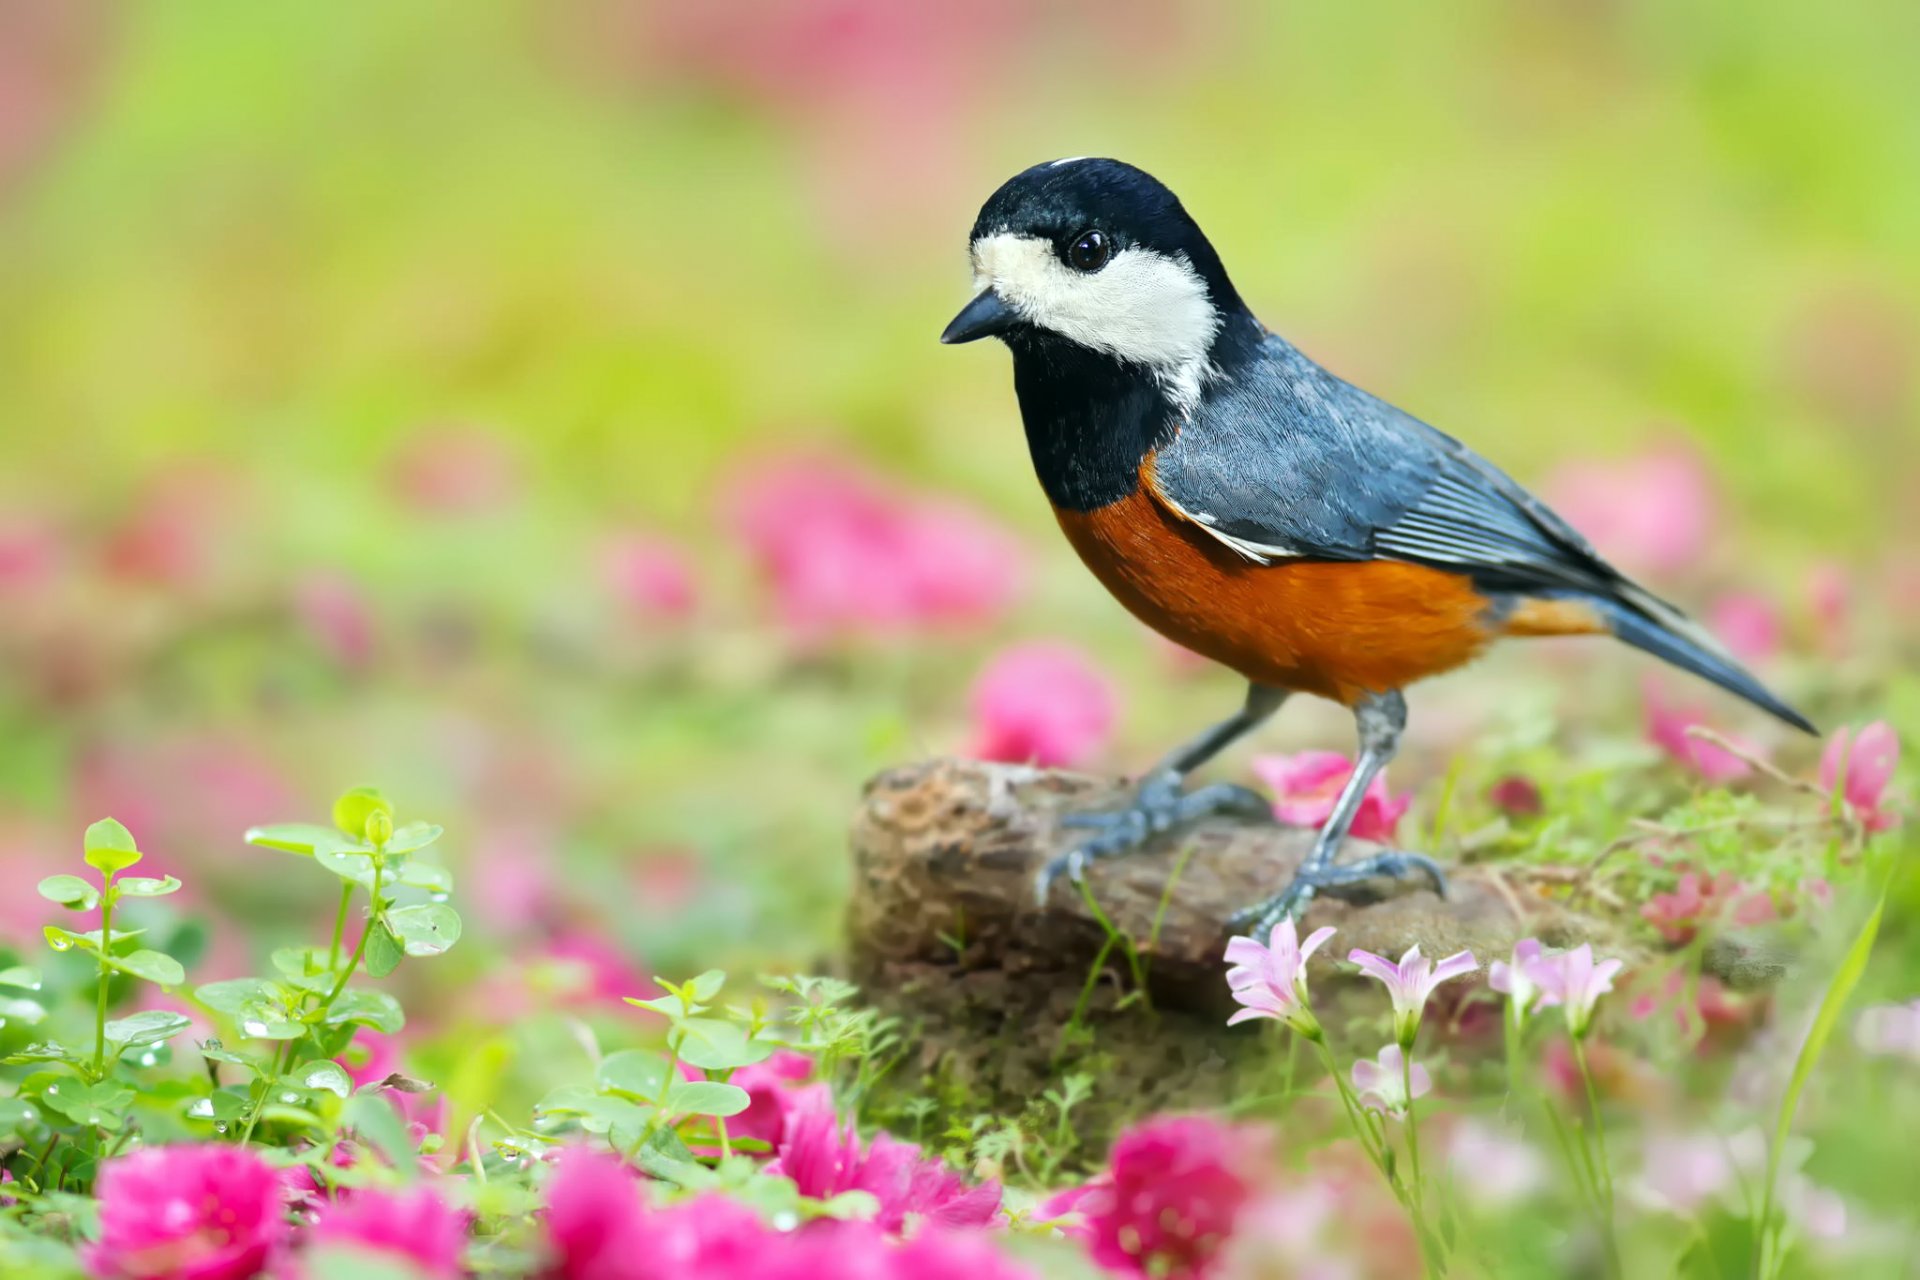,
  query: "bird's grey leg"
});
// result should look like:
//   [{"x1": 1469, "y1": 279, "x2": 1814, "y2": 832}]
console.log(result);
[
  {"x1": 1034, "y1": 683, "x2": 1288, "y2": 905},
  {"x1": 1231, "y1": 689, "x2": 1445, "y2": 934}
]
